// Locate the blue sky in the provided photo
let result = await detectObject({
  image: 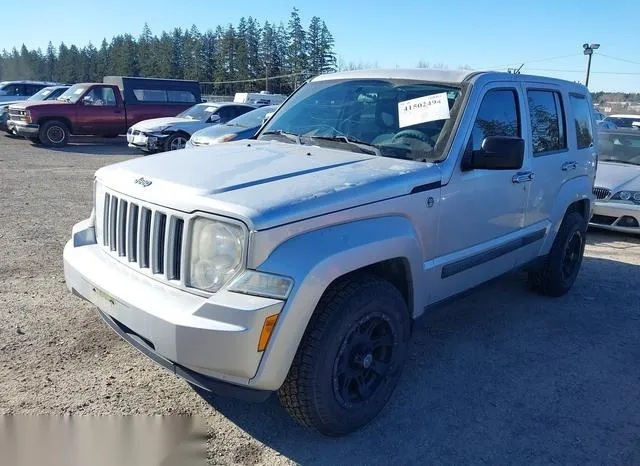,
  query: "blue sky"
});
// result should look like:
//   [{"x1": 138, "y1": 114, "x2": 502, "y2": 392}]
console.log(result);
[{"x1": 2, "y1": 0, "x2": 639, "y2": 92}]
